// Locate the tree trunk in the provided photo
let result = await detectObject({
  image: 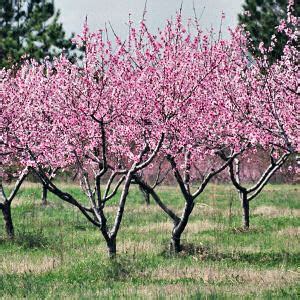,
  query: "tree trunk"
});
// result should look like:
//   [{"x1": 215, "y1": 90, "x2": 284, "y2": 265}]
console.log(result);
[
  {"x1": 169, "y1": 201, "x2": 194, "y2": 253},
  {"x1": 139, "y1": 185, "x2": 150, "y2": 205},
  {"x1": 241, "y1": 192, "x2": 250, "y2": 229},
  {"x1": 144, "y1": 191, "x2": 150, "y2": 206},
  {"x1": 2, "y1": 202, "x2": 14, "y2": 239},
  {"x1": 170, "y1": 235, "x2": 181, "y2": 253},
  {"x1": 107, "y1": 238, "x2": 117, "y2": 258},
  {"x1": 41, "y1": 185, "x2": 48, "y2": 206}
]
